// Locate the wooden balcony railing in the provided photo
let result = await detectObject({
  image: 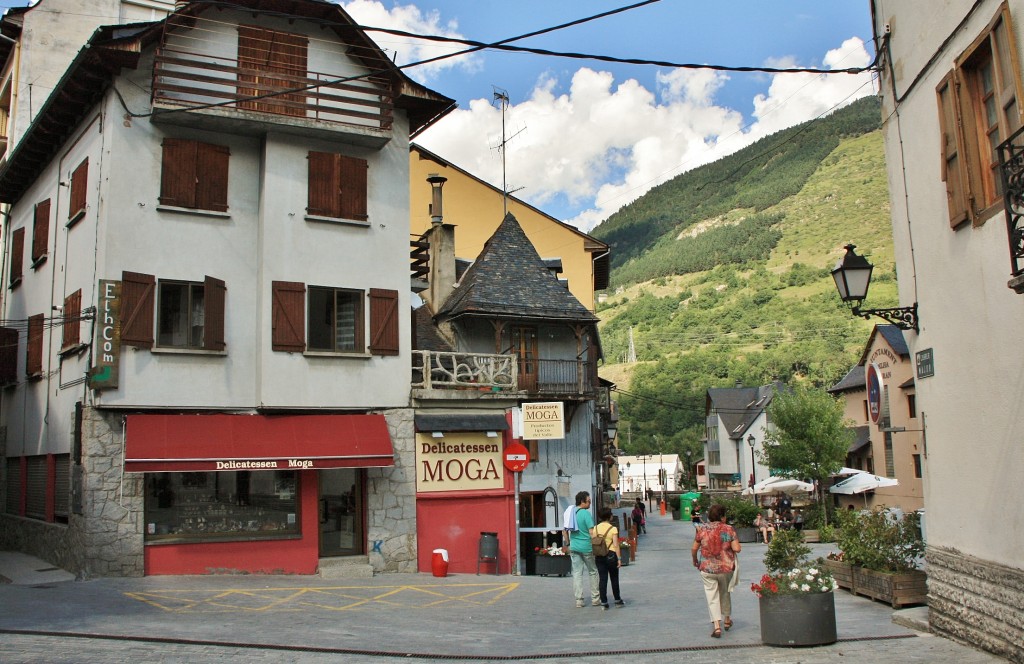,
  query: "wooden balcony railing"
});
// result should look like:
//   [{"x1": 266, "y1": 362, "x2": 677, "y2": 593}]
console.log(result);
[
  {"x1": 151, "y1": 46, "x2": 394, "y2": 131},
  {"x1": 413, "y1": 351, "x2": 597, "y2": 397}
]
